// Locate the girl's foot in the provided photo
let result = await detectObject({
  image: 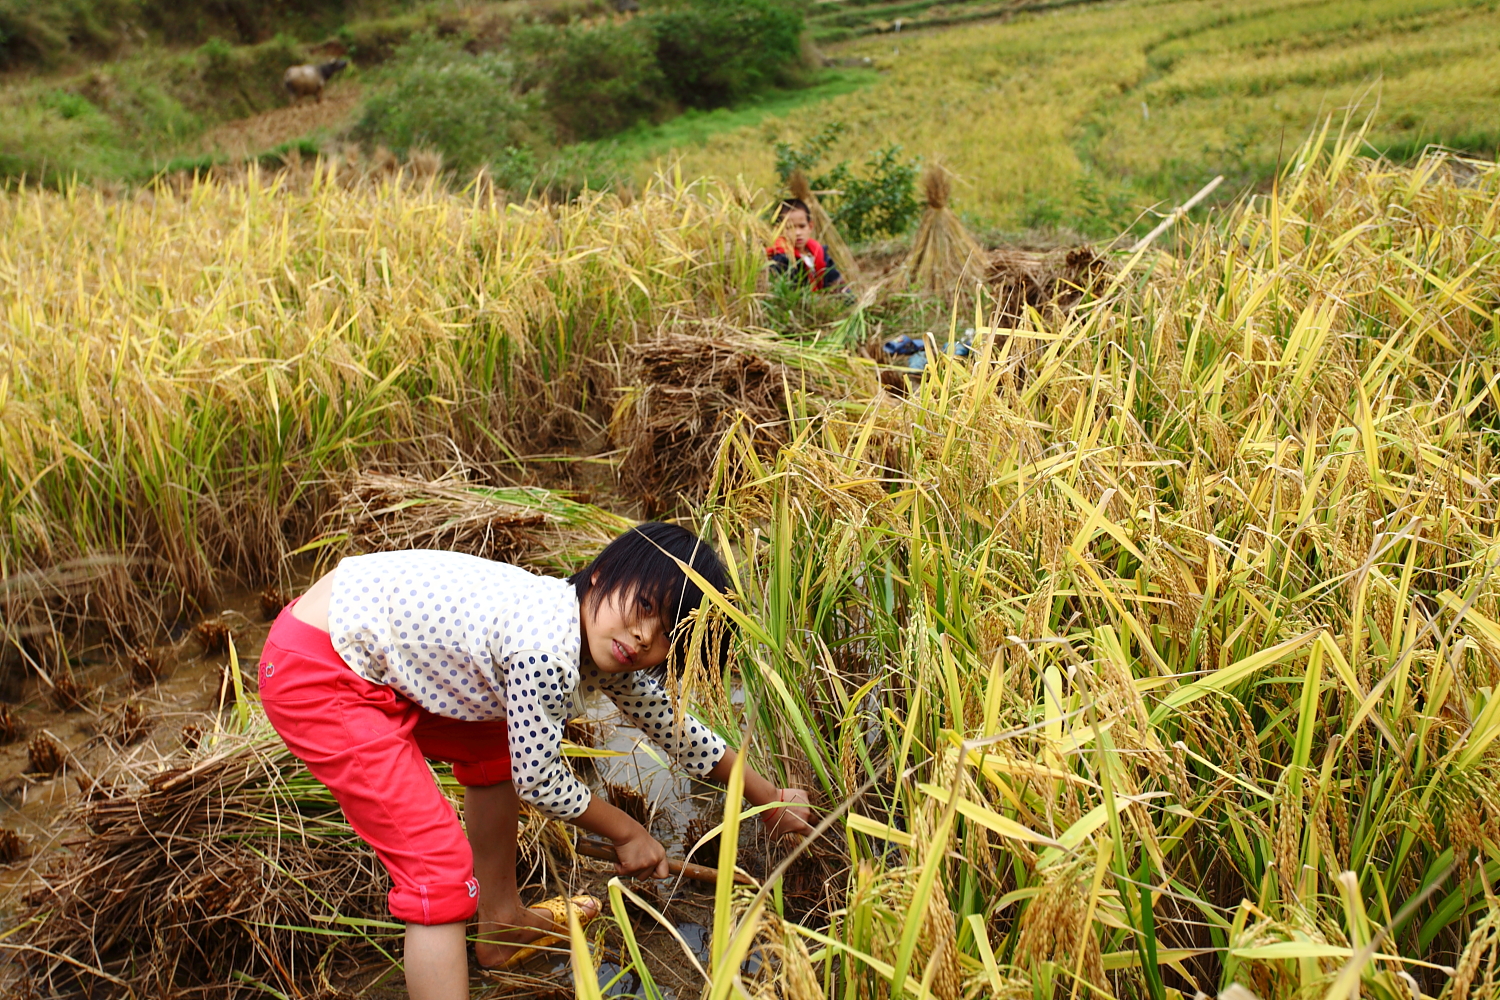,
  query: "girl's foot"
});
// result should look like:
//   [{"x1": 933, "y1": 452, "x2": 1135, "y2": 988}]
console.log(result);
[{"x1": 473, "y1": 895, "x2": 601, "y2": 969}]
